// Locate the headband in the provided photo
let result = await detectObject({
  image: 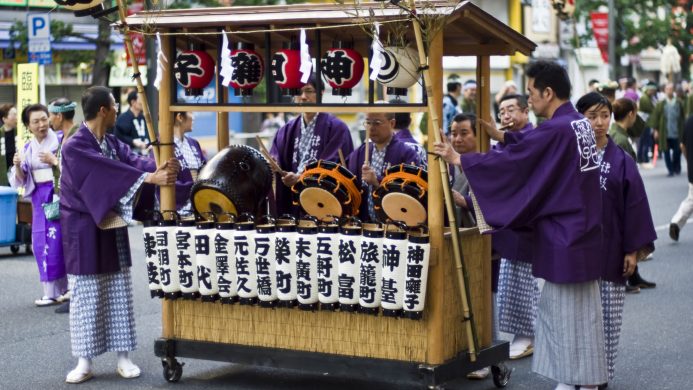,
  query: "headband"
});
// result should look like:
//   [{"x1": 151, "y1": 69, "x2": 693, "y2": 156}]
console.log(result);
[{"x1": 48, "y1": 101, "x2": 77, "y2": 113}]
